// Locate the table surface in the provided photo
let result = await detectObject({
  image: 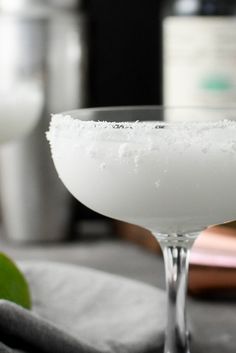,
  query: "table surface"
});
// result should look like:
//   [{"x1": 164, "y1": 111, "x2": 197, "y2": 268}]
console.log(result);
[{"x1": 0, "y1": 237, "x2": 235, "y2": 352}]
